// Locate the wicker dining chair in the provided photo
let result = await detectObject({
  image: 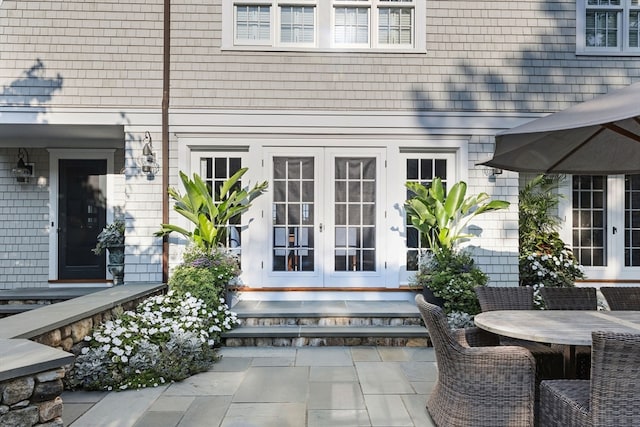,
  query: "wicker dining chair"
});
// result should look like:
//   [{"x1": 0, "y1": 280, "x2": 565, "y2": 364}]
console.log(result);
[
  {"x1": 475, "y1": 287, "x2": 564, "y2": 382},
  {"x1": 539, "y1": 286, "x2": 597, "y2": 379},
  {"x1": 600, "y1": 286, "x2": 640, "y2": 310},
  {"x1": 415, "y1": 294, "x2": 536, "y2": 427},
  {"x1": 539, "y1": 287, "x2": 598, "y2": 310},
  {"x1": 539, "y1": 331, "x2": 640, "y2": 427}
]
